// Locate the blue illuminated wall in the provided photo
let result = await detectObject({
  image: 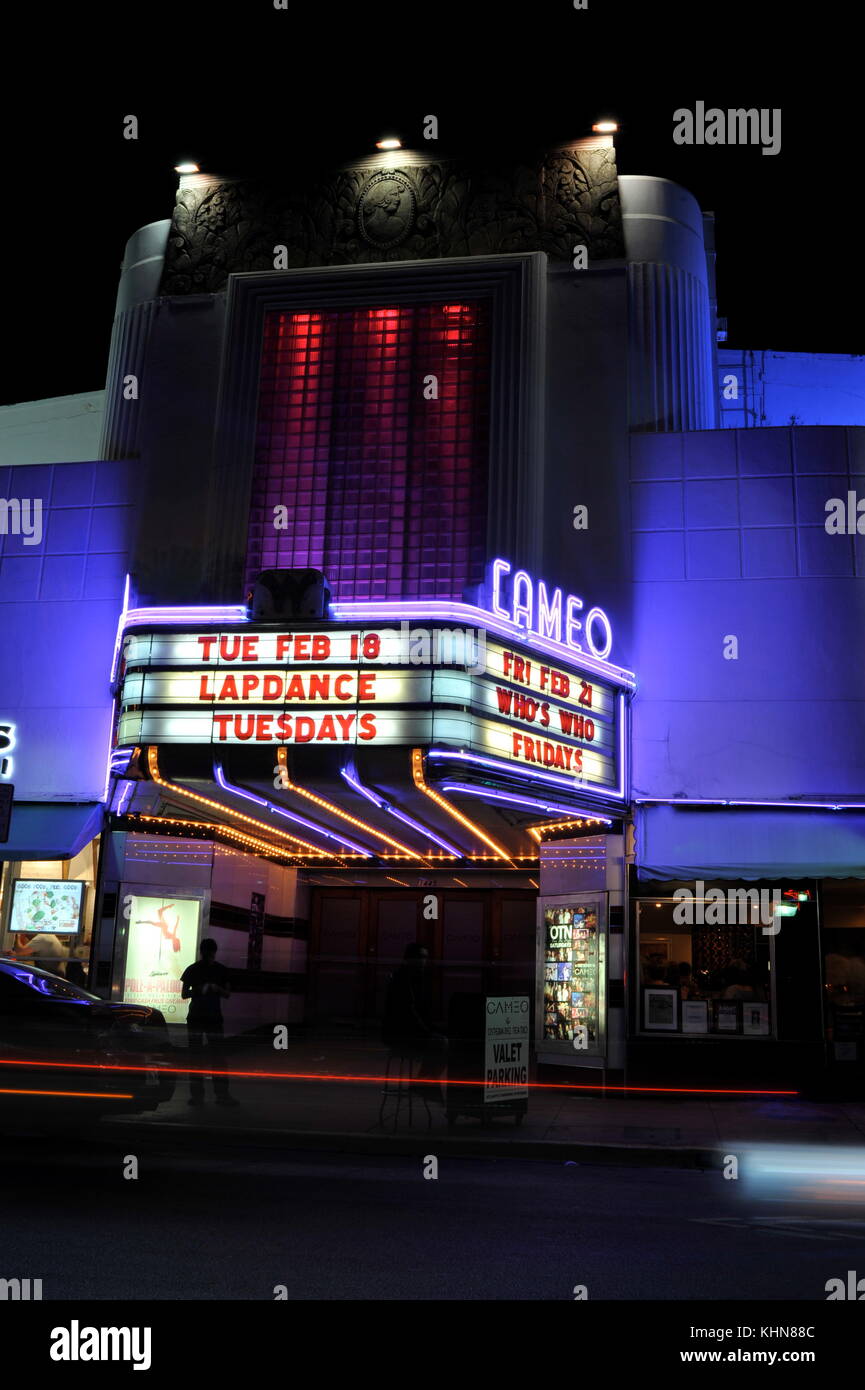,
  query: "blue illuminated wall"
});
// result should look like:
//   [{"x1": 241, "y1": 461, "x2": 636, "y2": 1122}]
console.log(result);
[
  {"x1": 719, "y1": 350, "x2": 865, "y2": 429},
  {"x1": 629, "y1": 425, "x2": 865, "y2": 800},
  {"x1": 0, "y1": 460, "x2": 135, "y2": 801}
]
